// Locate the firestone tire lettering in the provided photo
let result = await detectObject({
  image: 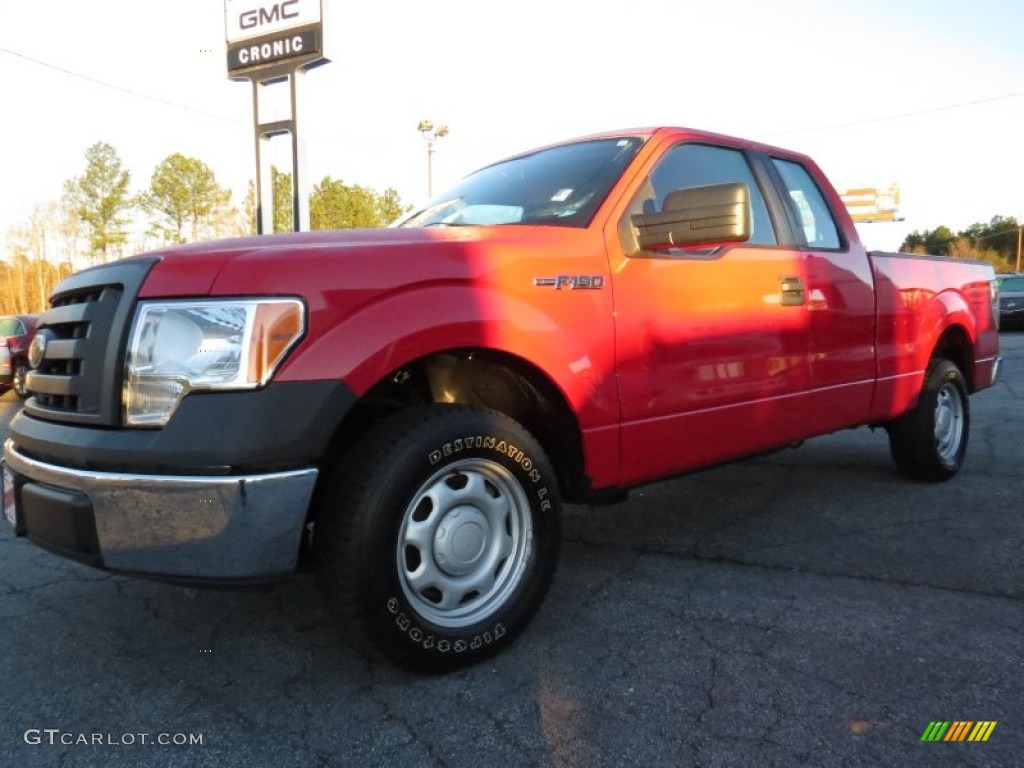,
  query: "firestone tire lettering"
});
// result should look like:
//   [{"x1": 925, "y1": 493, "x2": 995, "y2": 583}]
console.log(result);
[{"x1": 387, "y1": 609, "x2": 507, "y2": 654}]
